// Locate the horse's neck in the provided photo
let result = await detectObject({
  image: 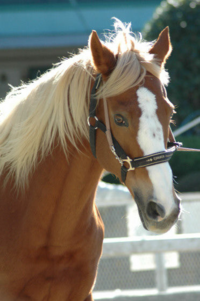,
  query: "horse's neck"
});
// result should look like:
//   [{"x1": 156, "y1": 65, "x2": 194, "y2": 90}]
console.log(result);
[{"x1": 1, "y1": 139, "x2": 103, "y2": 256}]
